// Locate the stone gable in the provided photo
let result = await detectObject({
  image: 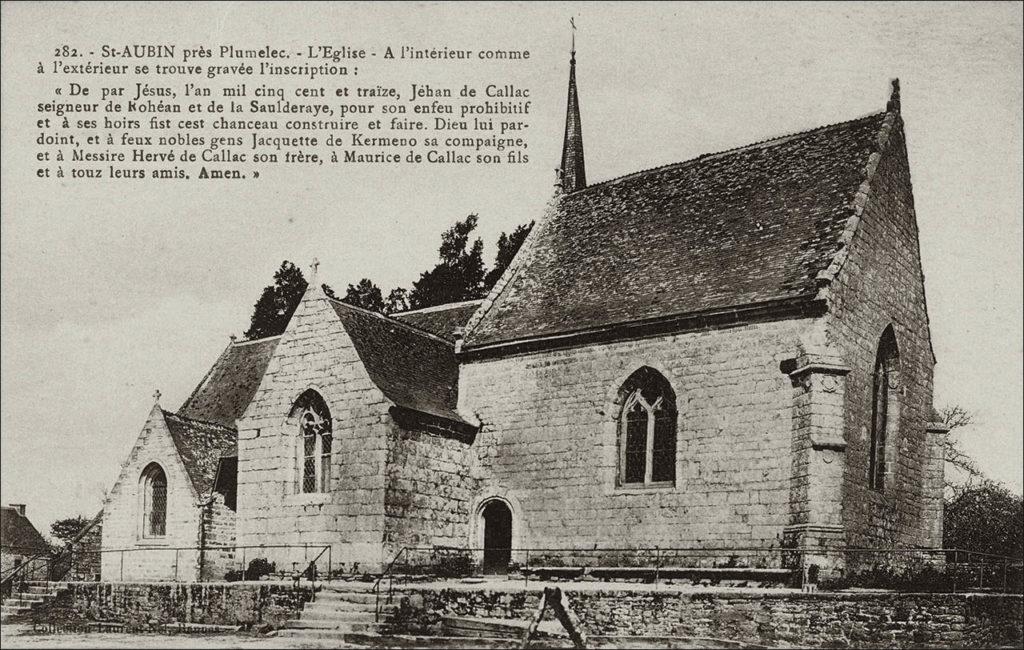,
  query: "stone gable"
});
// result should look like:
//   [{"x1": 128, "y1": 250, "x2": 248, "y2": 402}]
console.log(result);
[
  {"x1": 822, "y1": 113, "x2": 943, "y2": 550},
  {"x1": 235, "y1": 284, "x2": 394, "y2": 572},
  {"x1": 100, "y1": 406, "x2": 203, "y2": 581}
]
